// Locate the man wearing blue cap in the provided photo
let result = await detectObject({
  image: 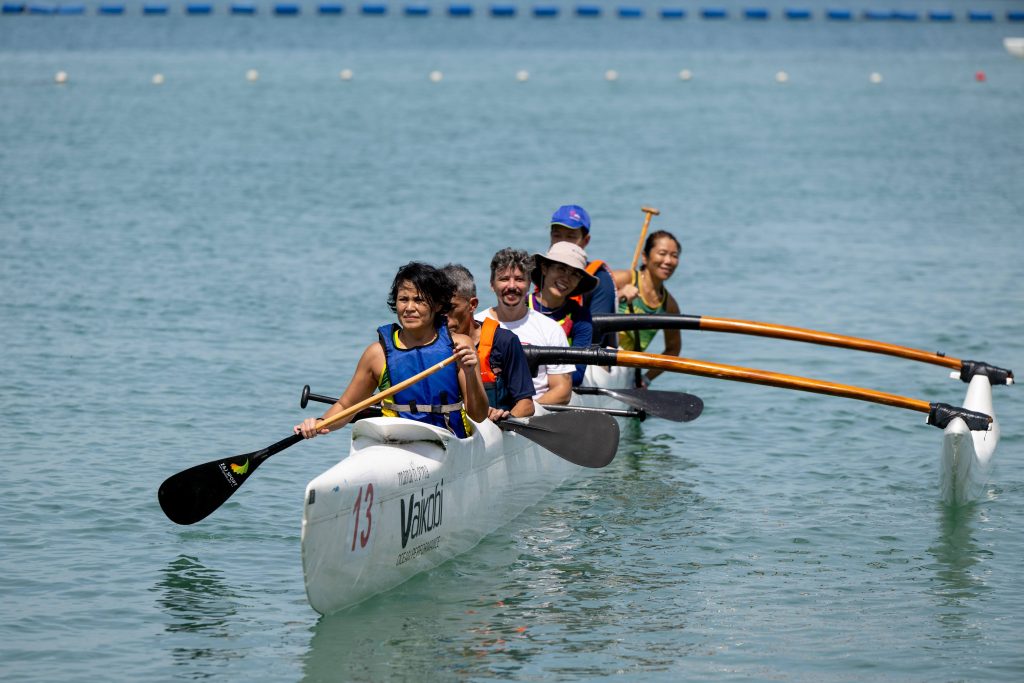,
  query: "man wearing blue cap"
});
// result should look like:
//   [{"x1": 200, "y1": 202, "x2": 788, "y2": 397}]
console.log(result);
[{"x1": 549, "y1": 205, "x2": 618, "y2": 348}]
